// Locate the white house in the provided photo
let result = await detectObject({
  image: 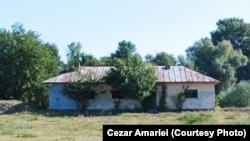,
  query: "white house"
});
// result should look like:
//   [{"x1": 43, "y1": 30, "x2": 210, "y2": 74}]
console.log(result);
[{"x1": 43, "y1": 66, "x2": 219, "y2": 111}]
